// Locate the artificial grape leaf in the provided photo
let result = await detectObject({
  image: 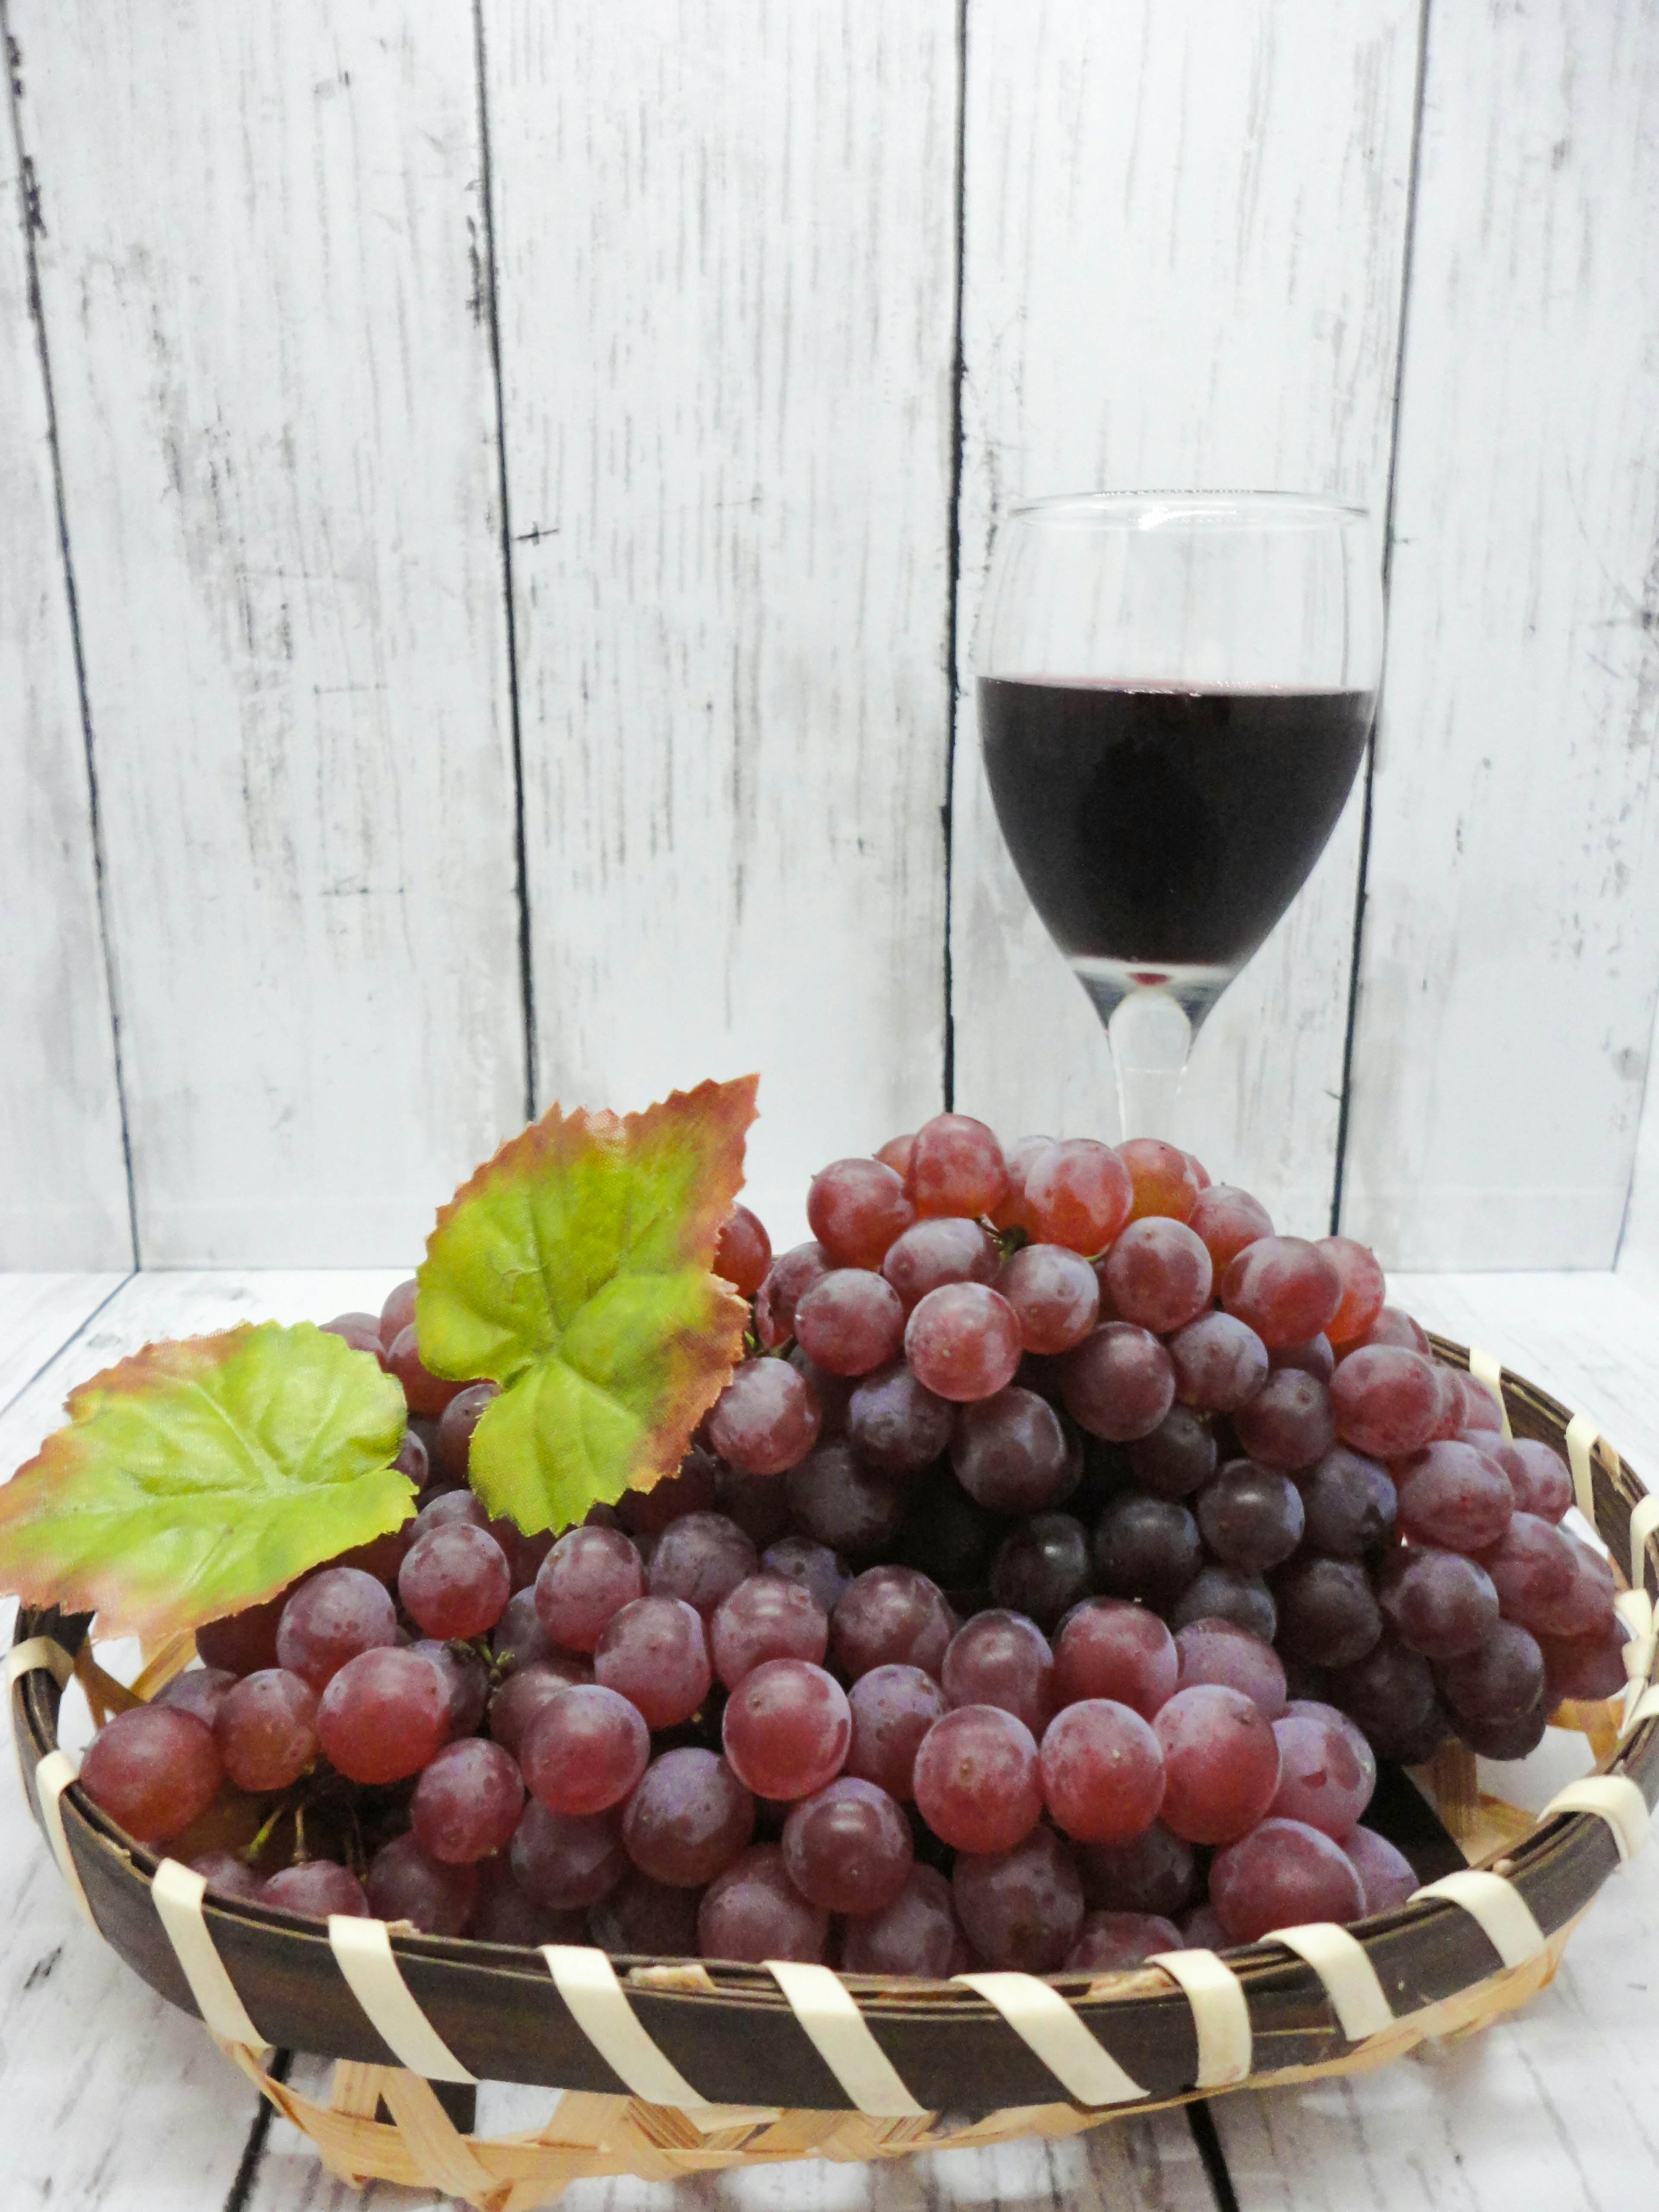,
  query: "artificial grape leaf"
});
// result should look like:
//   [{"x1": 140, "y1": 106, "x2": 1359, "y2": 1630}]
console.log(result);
[
  {"x1": 0, "y1": 1322, "x2": 412, "y2": 1640},
  {"x1": 416, "y1": 1075, "x2": 757, "y2": 1532}
]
